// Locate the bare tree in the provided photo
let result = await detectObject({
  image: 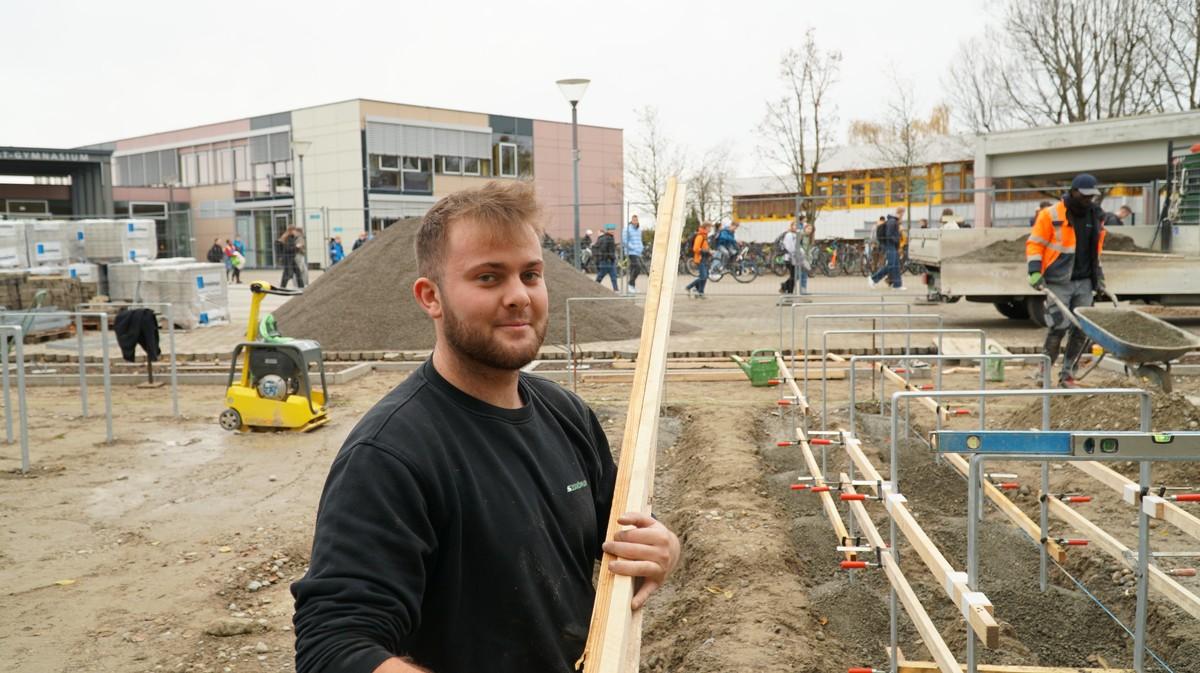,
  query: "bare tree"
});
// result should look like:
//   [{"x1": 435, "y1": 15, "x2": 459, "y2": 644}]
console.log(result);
[
  {"x1": 997, "y1": 0, "x2": 1160, "y2": 124},
  {"x1": 687, "y1": 143, "x2": 734, "y2": 224},
  {"x1": 850, "y1": 80, "x2": 936, "y2": 227},
  {"x1": 626, "y1": 106, "x2": 686, "y2": 219},
  {"x1": 756, "y1": 29, "x2": 841, "y2": 229},
  {"x1": 1147, "y1": 0, "x2": 1200, "y2": 110},
  {"x1": 944, "y1": 32, "x2": 1018, "y2": 133}
]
